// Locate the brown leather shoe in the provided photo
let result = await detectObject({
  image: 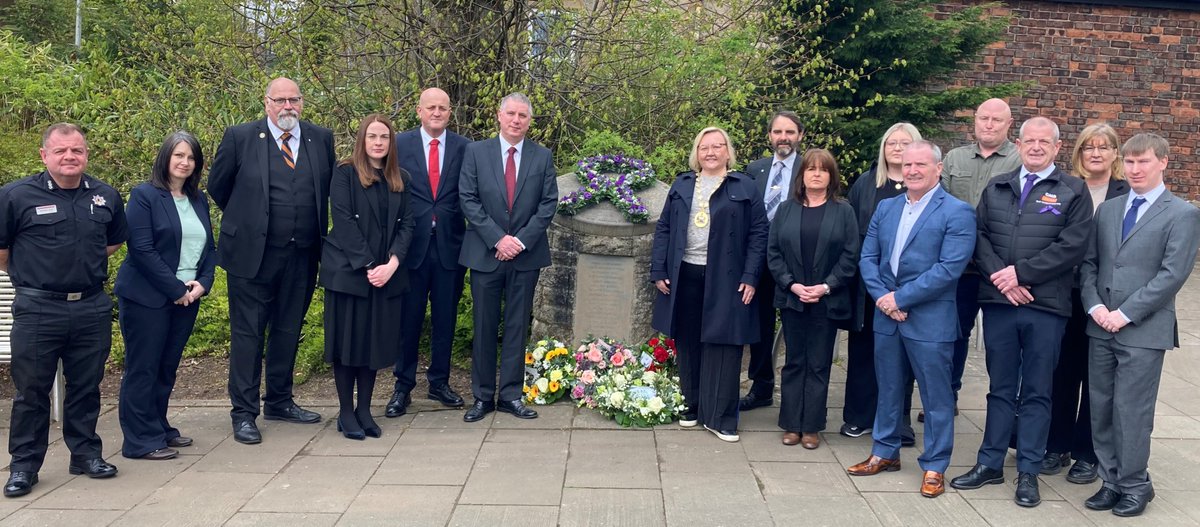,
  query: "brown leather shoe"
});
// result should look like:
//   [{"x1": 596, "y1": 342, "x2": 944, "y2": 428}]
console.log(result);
[
  {"x1": 801, "y1": 433, "x2": 820, "y2": 450},
  {"x1": 921, "y1": 470, "x2": 945, "y2": 498},
  {"x1": 782, "y1": 432, "x2": 801, "y2": 446},
  {"x1": 847, "y1": 455, "x2": 901, "y2": 476}
]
